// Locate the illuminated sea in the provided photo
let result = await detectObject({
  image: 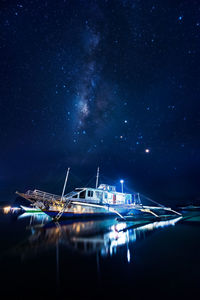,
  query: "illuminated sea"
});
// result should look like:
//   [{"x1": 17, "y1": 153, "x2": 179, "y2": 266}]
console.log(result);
[{"x1": 0, "y1": 204, "x2": 200, "y2": 299}]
